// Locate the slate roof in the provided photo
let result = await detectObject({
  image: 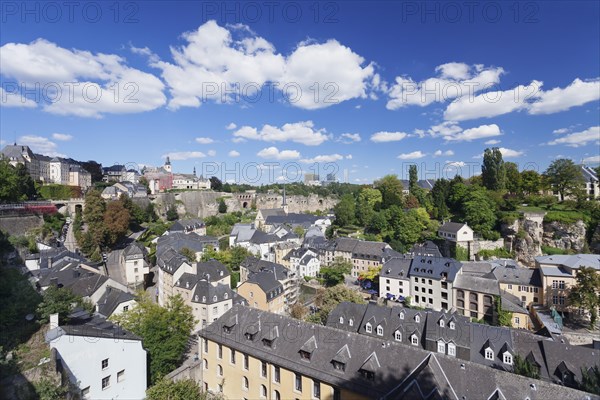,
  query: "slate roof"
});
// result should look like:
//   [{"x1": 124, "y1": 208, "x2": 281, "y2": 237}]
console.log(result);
[
  {"x1": 380, "y1": 257, "x2": 412, "y2": 281},
  {"x1": 258, "y1": 208, "x2": 287, "y2": 219},
  {"x1": 35, "y1": 246, "x2": 88, "y2": 270},
  {"x1": 536, "y1": 254, "x2": 600, "y2": 271},
  {"x1": 191, "y1": 281, "x2": 237, "y2": 305},
  {"x1": 500, "y1": 291, "x2": 529, "y2": 314},
  {"x1": 122, "y1": 241, "x2": 147, "y2": 259},
  {"x1": 46, "y1": 310, "x2": 140, "y2": 342},
  {"x1": 249, "y1": 230, "x2": 280, "y2": 244},
  {"x1": 230, "y1": 223, "x2": 256, "y2": 243},
  {"x1": 197, "y1": 260, "x2": 230, "y2": 282},
  {"x1": 245, "y1": 271, "x2": 284, "y2": 299},
  {"x1": 410, "y1": 255, "x2": 462, "y2": 282},
  {"x1": 453, "y1": 273, "x2": 500, "y2": 295},
  {"x1": 241, "y1": 257, "x2": 289, "y2": 281},
  {"x1": 1, "y1": 144, "x2": 35, "y2": 162},
  {"x1": 170, "y1": 219, "x2": 205, "y2": 232},
  {"x1": 200, "y1": 306, "x2": 595, "y2": 400},
  {"x1": 264, "y1": 213, "x2": 320, "y2": 228},
  {"x1": 409, "y1": 241, "x2": 443, "y2": 258},
  {"x1": 96, "y1": 287, "x2": 134, "y2": 317},
  {"x1": 37, "y1": 264, "x2": 107, "y2": 298},
  {"x1": 157, "y1": 248, "x2": 190, "y2": 274},
  {"x1": 157, "y1": 232, "x2": 217, "y2": 259},
  {"x1": 469, "y1": 323, "x2": 514, "y2": 370},
  {"x1": 439, "y1": 221, "x2": 472, "y2": 234},
  {"x1": 491, "y1": 263, "x2": 543, "y2": 286}
]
